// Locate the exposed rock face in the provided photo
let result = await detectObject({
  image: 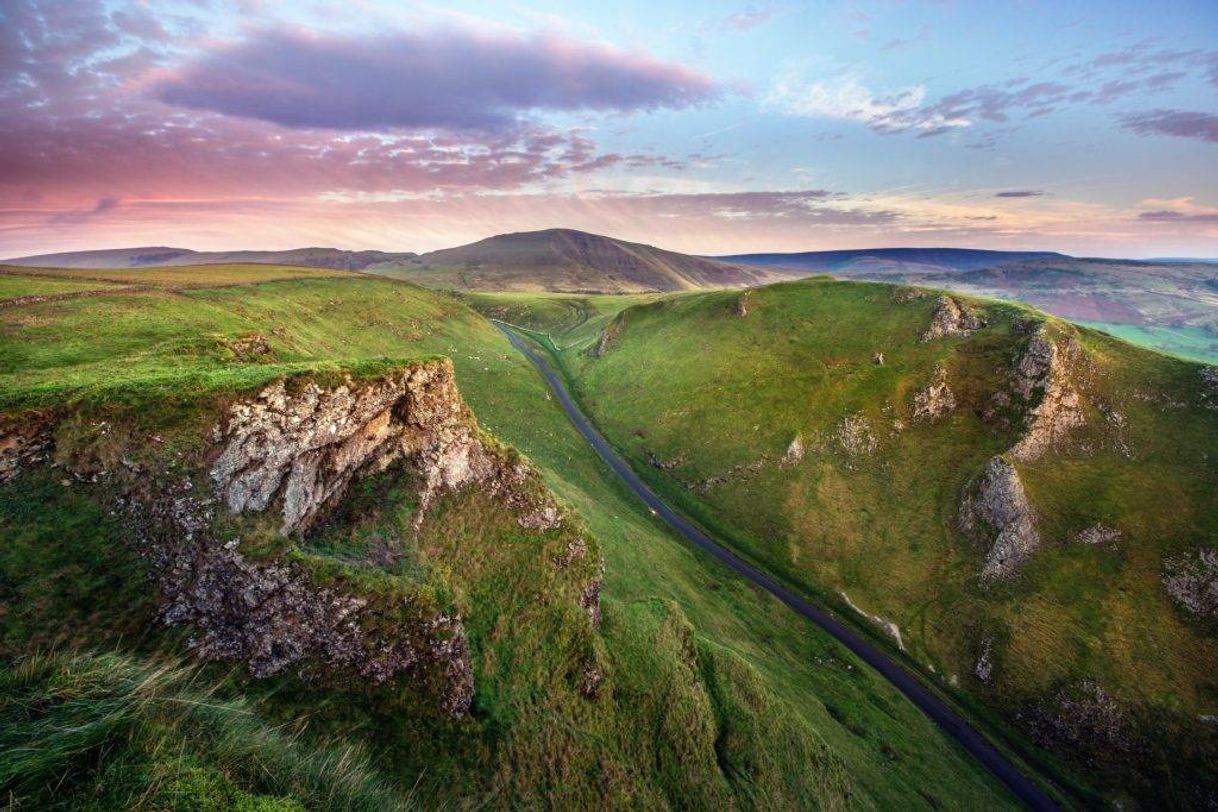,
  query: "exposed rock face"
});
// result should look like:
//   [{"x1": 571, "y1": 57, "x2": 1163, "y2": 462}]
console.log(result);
[
  {"x1": 959, "y1": 456, "x2": 1039, "y2": 580},
  {"x1": 892, "y1": 287, "x2": 928, "y2": 303},
  {"x1": 126, "y1": 469, "x2": 476, "y2": 715},
  {"x1": 0, "y1": 413, "x2": 54, "y2": 483},
  {"x1": 591, "y1": 316, "x2": 622, "y2": 357},
  {"x1": 782, "y1": 433, "x2": 806, "y2": 466},
  {"x1": 912, "y1": 366, "x2": 956, "y2": 421},
  {"x1": 1074, "y1": 523, "x2": 1121, "y2": 546},
  {"x1": 211, "y1": 360, "x2": 543, "y2": 535},
  {"x1": 1201, "y1": 366, "x2": 1218, "y2": 410},
  {"x1": 920, "y1": 296, "x2": 986, "y2": 342},
  {"x1": 1162, "y1": 548, "x2": 1218, "y2": 618},
  {"x1": 12, "y1": 359, "x2": 599, "y2": 717},
  {"x1": 226, "y1": 332, "x2": 273, "y2": 361},
  {"x1": 835, "y1": 413, "x2": 877, "y2": 458},
  {"x1": 974, "y1": 638, "x2": 995, "y2": 683},
  {"x1": 1024, "y1": 680, "x2": 1134, "y2": 764},
  {"x1": 1007, "y1": 328, "x2": 1085, "y2": 461}
]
